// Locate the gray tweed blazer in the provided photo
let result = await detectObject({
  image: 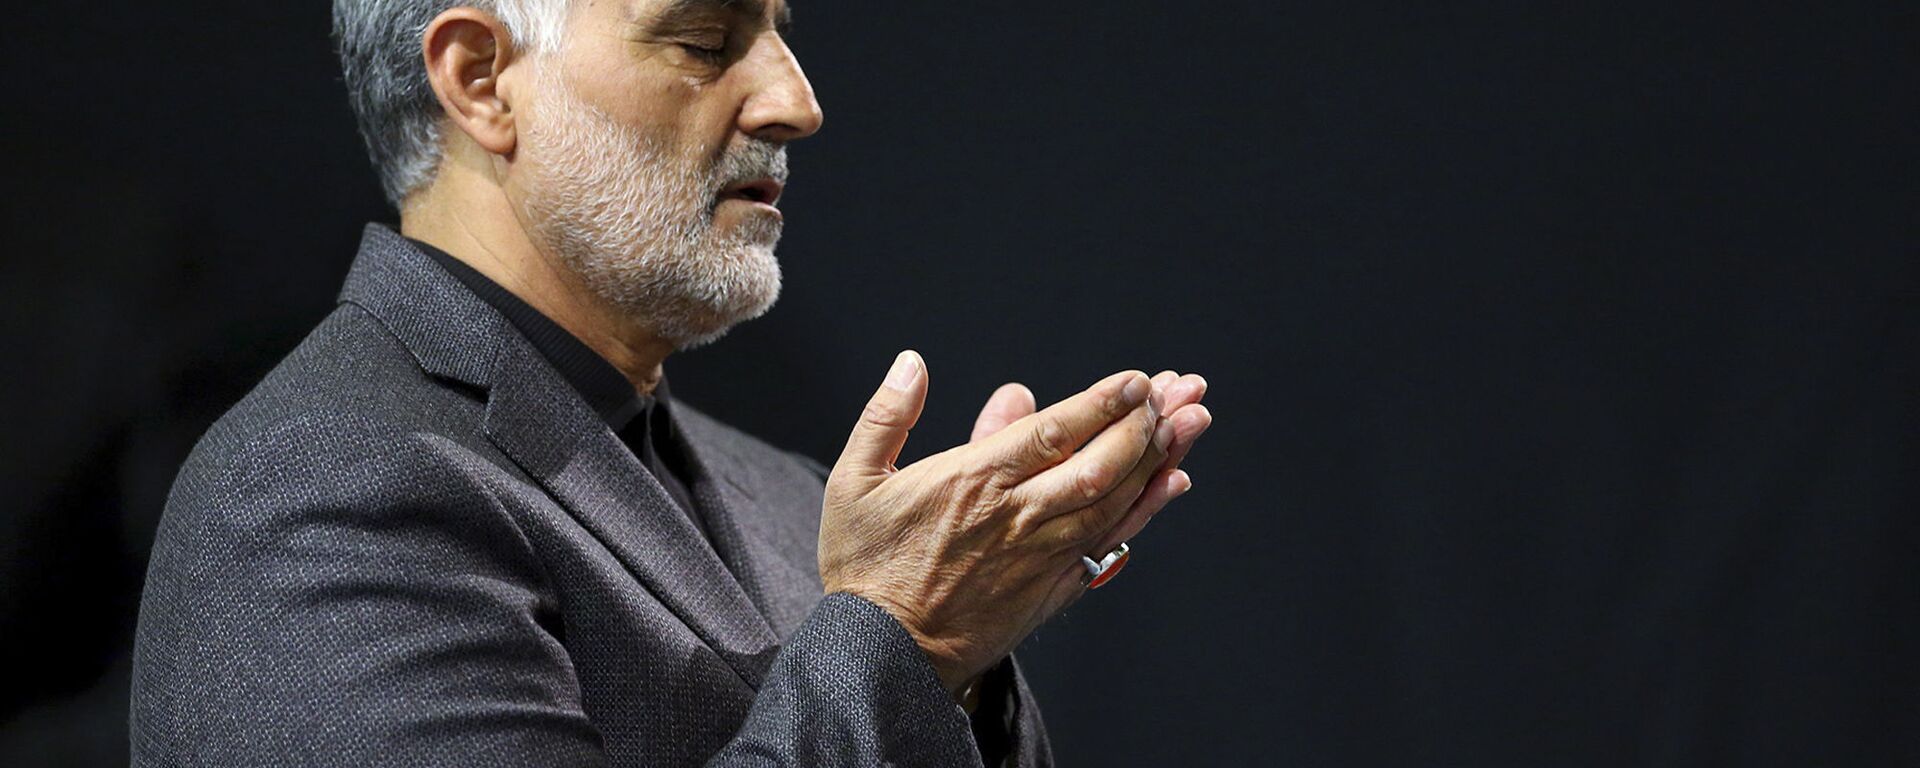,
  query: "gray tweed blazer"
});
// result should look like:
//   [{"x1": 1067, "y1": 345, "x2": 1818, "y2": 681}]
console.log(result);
[{"x1": 131, "y1": 225, "x2": 1053, "y2": 766}]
